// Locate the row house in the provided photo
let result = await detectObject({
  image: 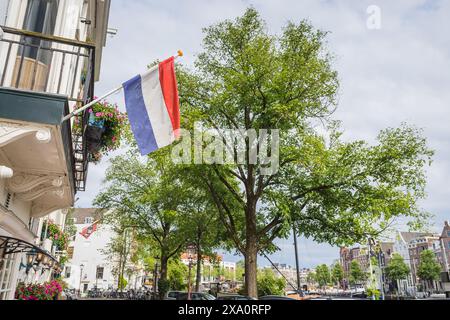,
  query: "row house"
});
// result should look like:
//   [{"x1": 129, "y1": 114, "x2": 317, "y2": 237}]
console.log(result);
[
  {"x1": 340, "y1": 241, "x2": 393, "y2": 290},
  {"x1": 407, "y1": 234, "x2": 440, "y2": 289},
  {"x1": 0, "y1": 0, "x2": 111, "y2": 300}
]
